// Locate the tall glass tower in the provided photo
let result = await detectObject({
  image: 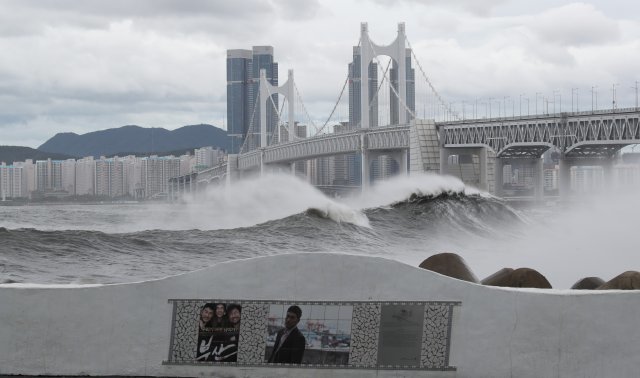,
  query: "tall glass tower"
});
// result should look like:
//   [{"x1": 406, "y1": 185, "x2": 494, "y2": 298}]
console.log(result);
[
  {"x1": 226, "y1": 46, "x2": 278, "y2": 153},
  {"x1": 390, "y1": 48, "x2": 416, "y2": 125},
  {"x1": 348, "y1": 46, "x2": 378, "y2": 129}
]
